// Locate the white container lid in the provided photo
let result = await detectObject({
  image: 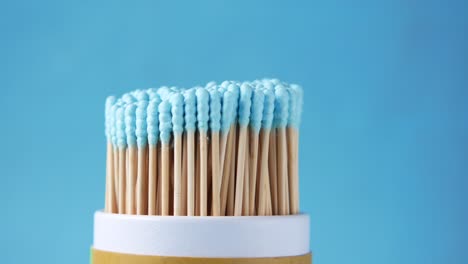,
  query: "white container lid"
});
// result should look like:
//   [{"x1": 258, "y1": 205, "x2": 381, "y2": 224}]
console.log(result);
[{"x1": 93, "y1": 211, "x2": 310, "y2": 258}]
